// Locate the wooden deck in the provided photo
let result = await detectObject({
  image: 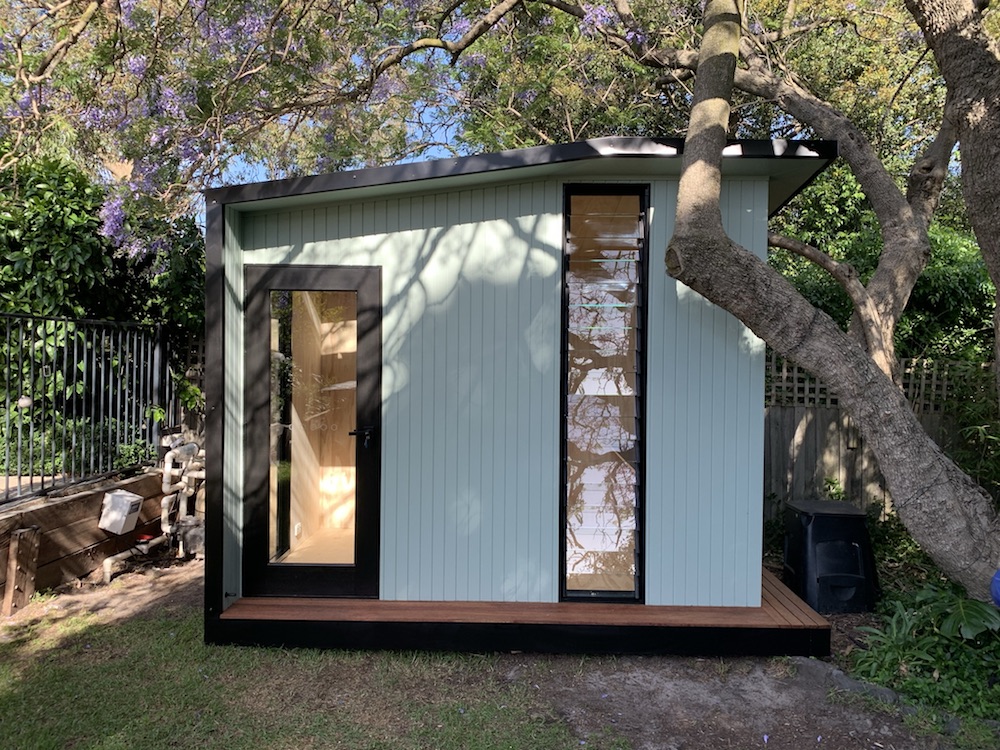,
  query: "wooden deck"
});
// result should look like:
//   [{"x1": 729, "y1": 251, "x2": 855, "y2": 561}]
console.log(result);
[{"x1": 212, "y1": 570, "x2": 830, "y2": 656}]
